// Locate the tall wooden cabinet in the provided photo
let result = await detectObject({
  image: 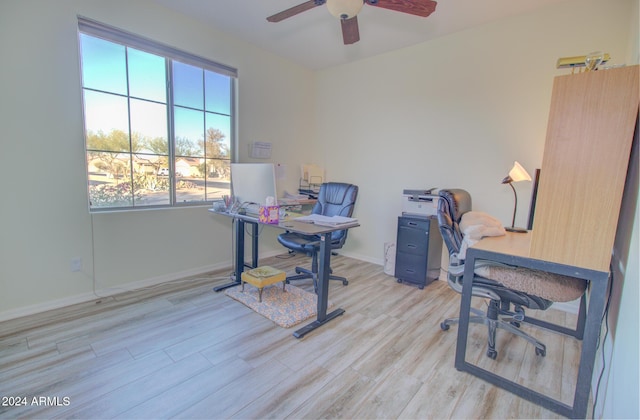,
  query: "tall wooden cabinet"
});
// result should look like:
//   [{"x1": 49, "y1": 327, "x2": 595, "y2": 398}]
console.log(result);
[{"x1": 530, "y1": 65, "x2": 639, "y2": 272}]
